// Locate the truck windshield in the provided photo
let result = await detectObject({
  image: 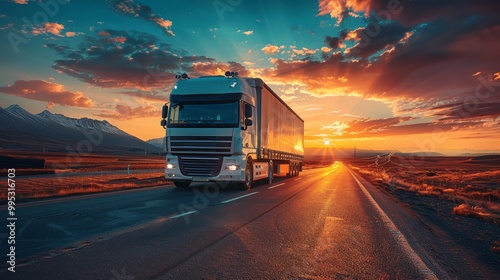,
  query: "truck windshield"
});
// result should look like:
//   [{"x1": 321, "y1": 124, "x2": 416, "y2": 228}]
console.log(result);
[{"x1": 168, "y1": 101, "x2": 239, "y2": 127}]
